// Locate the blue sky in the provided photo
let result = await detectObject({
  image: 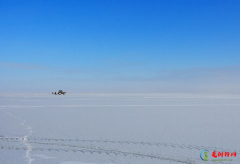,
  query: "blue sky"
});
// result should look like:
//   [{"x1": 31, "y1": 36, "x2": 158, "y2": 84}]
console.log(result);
[{"x1": 0, "y1": 0, "x2": 239, "y2": 93}]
